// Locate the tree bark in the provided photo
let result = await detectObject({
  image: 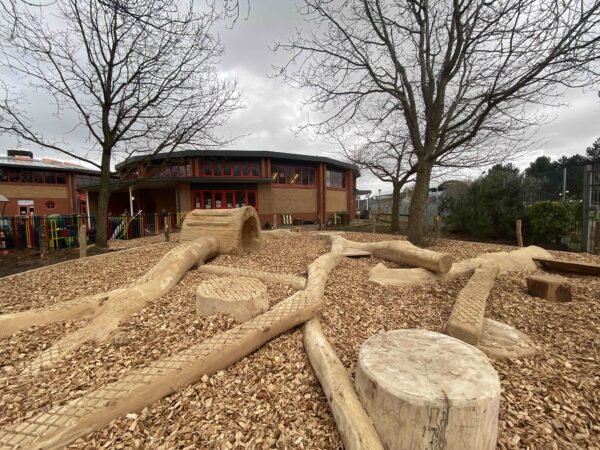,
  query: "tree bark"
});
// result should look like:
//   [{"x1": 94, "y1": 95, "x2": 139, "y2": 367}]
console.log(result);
[
  {"x1": 407, "y1": 161, "x2": 433, "y2": 246},
  {"x1": 95, "y1": 150, "x2": 113, "y2": 248},
  {"x1": 390, "y1": 182, "x2": 402, "y2": 233}
]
